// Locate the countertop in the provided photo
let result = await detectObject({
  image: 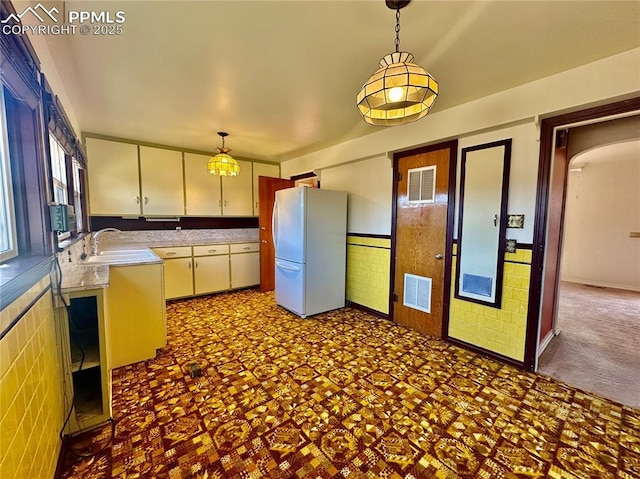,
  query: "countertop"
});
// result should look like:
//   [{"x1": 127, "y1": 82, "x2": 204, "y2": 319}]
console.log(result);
[
  {"x1": 59, "y1": 262, "x2": 110, "y2": 293},
  {"x1": 59, "y1": 238, "x2": 259, "y2": 293}
]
